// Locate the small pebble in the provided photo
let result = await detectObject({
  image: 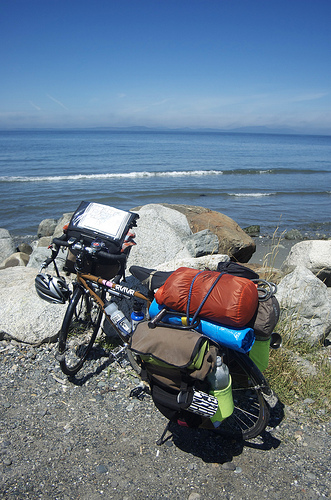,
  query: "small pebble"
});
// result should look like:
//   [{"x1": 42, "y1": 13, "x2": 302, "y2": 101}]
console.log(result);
[
  {"x1": 188, "y1": 493, "x2": 201, "y2": 500},
  {"x1": 96, "y1": 464, "x2": 108, "y2": 474},
  {"x1": 303, "y1": 398, "x2": 315, "y2": 405},
  {"x1": 222, "y1": 462, "x2": 236, "y2": 471}
]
